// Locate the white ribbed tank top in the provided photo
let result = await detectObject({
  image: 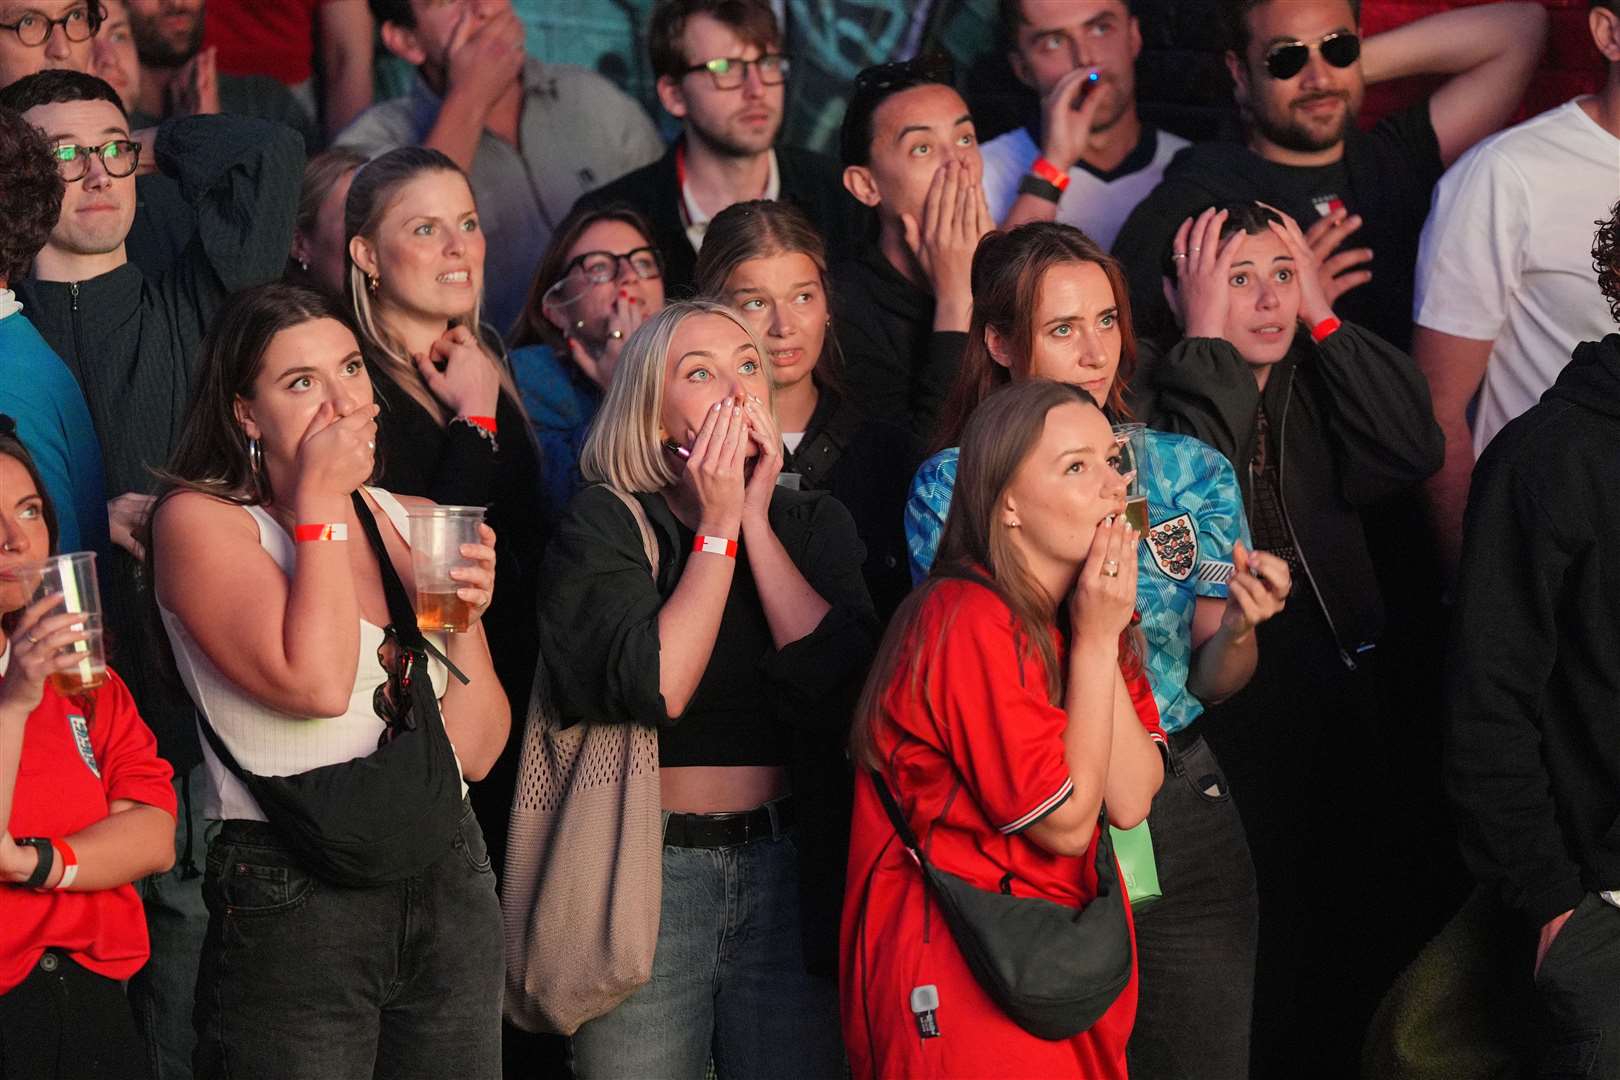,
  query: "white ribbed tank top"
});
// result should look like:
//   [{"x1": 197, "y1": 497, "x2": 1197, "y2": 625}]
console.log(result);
[{"x1": 160, "y1": 487, "x2": 456, "y2": 821}]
